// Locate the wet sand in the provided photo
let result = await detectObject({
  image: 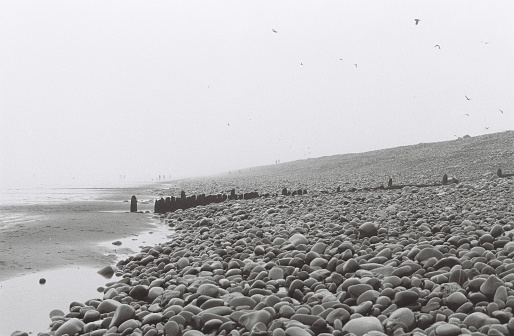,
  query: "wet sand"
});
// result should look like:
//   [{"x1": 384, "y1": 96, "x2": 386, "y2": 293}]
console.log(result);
[{"x1": 0, "y1": 185, "x2": 165, "y2": 282}]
